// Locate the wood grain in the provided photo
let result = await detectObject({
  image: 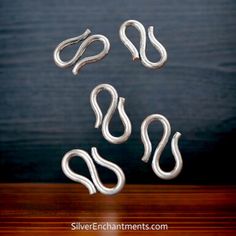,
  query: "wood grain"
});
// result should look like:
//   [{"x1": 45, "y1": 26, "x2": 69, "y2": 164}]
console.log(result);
[
  {"x1": 0, "y1": 184, "x2": 236, "y2": 235},
  {"x1": 0, "y1": 0, "x2": 236, "y2": 183}
]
